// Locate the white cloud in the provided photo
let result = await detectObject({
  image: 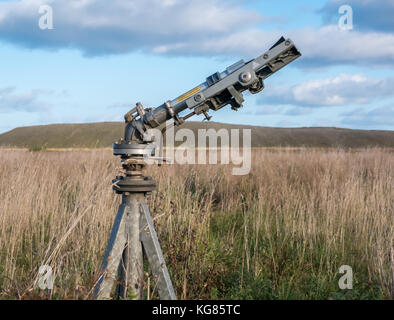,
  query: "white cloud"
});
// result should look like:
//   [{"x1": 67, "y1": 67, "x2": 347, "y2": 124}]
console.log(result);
[
  {"x1": 0, "y1": 0, "x2": 262, "y2": 54},
  {"x1": 259, "y1": 74, "x2": 394, "y2": 107},
  {"x1": 0, "y1": 87, "x2": 53, "y2": 112},
  {"x1": 290, "y1": 26, "x2": 394, "y2": 67},
  {"x1": 341, "y1": 105, "x2": 394, "y2": 128},
  {"x1": 0, "y1": 0, "x2": 393, "y2": 68},
  {"x1": 157, "y1": 25, "x2": 394, "y2": 67}
]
